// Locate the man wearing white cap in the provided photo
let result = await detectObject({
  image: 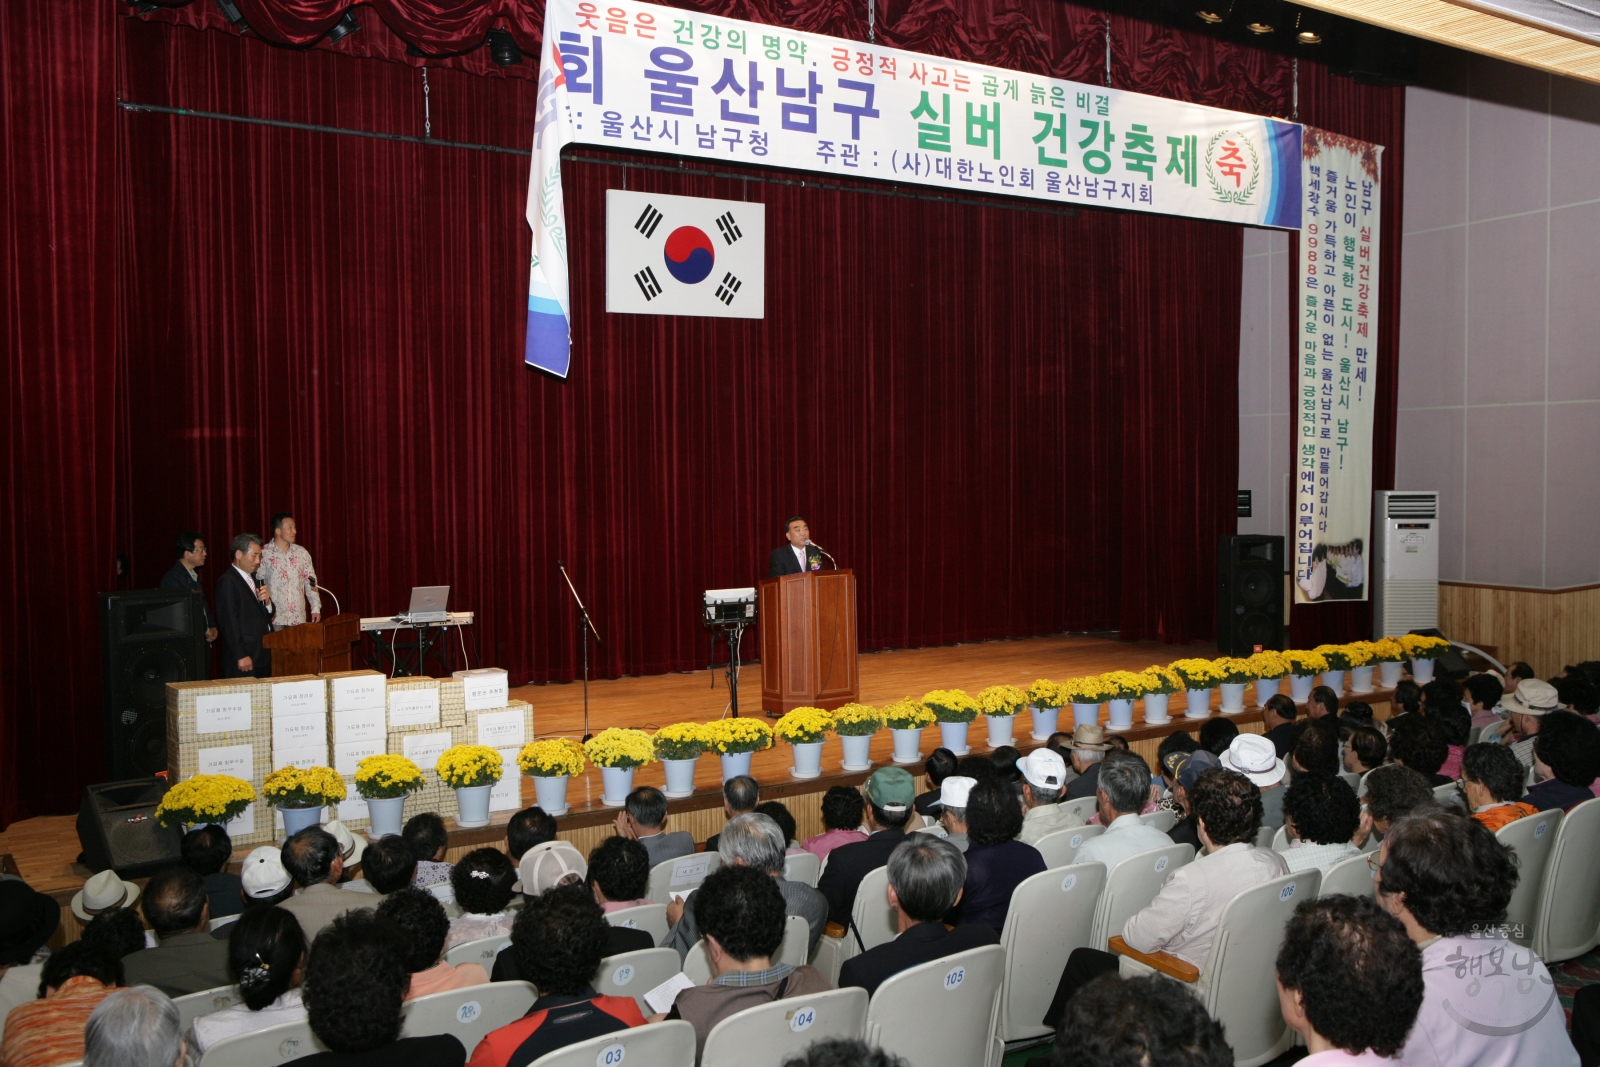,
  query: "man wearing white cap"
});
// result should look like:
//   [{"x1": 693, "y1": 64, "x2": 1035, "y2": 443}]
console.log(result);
[
  {"x1": 933, "y1": 777, "x2": 977, "y2": 852},
  {"x1": 1017, "y1": 748, "x2": 1083, "y2": 846},
  {"x1": 1220, "y1": 733, "x2": 1287, "y2": 829},
  {"x1": 240, "y1": 845, "x2": 294, "y2": 907},
  {"x1": 1071, "y1": 752, "x2": 1174, "y2": 870},
  {"x1": 1485, "y1": 678, "x2": 1562, "y2": 769}
]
